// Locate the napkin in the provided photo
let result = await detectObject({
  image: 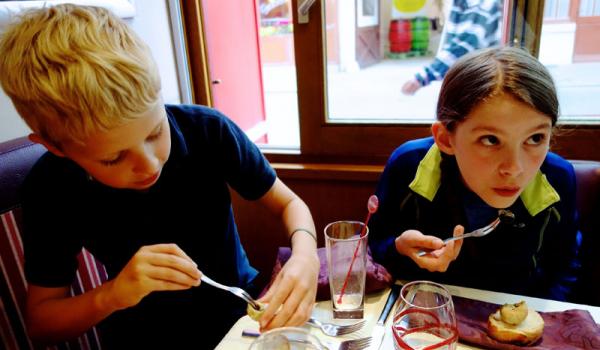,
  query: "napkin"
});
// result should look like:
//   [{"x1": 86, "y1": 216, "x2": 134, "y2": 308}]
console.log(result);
[
  {"x1": 454, "y1": 295, "x2": 600, "y2": 349},
  {"x1": 260, "y1": 247, "x2": 393, "y2": 300}
]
